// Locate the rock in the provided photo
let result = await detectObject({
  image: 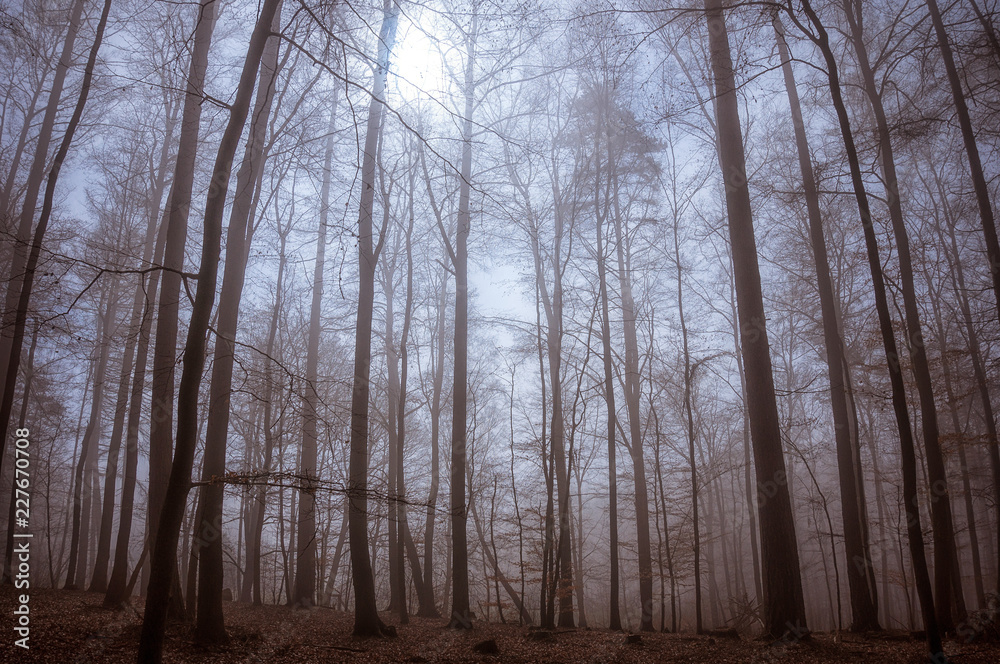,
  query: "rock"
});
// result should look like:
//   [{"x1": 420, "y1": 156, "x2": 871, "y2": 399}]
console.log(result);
[
  {"x1": 527, "y1": 630, "x2": 555, "y2": 642},
  {"x1": 625, "y1": 633, "x2": 642, "y2": 645},
  {"x1": 473, "y1": 638, "x2": 499, "y2": 654}
]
